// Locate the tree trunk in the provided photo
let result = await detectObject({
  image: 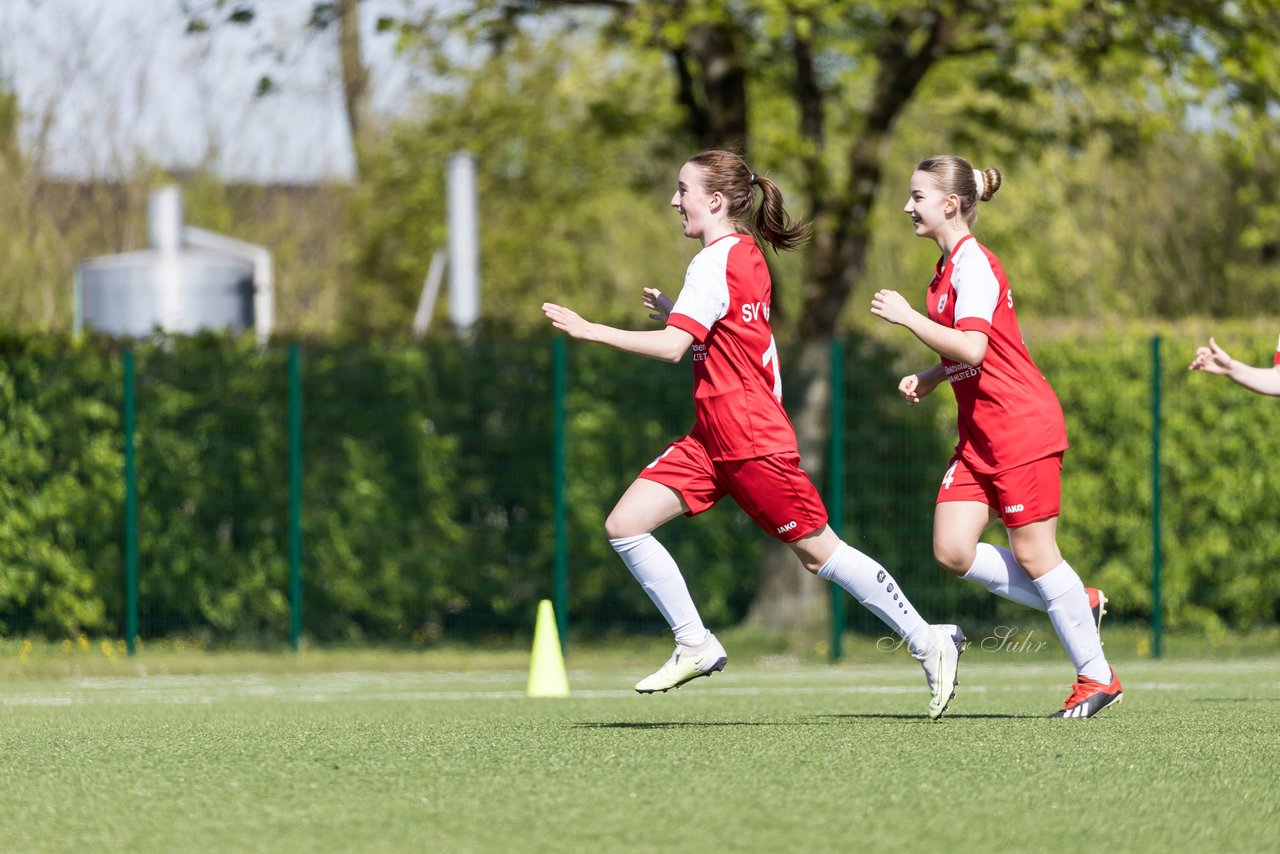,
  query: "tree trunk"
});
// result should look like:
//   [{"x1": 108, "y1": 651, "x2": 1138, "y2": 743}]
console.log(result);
[
  {"x1": 667, "y1": 15, "x2": 748, "y2": 151},
  {"x1": 337, "y1": 0, "x2": 372, "y2": 174},
  {"x1": 685, "y1": 21, "x2": 747, "y2": 148},
  {"x1": 747, "y1": 8, "x2": 954, "y2": 632},
  {"x1": 743, "y1": 337, "x2": 833, "y2": 632},
  {"x1": 650, "y1": 4, "x2": 952, "y2": 633}
]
